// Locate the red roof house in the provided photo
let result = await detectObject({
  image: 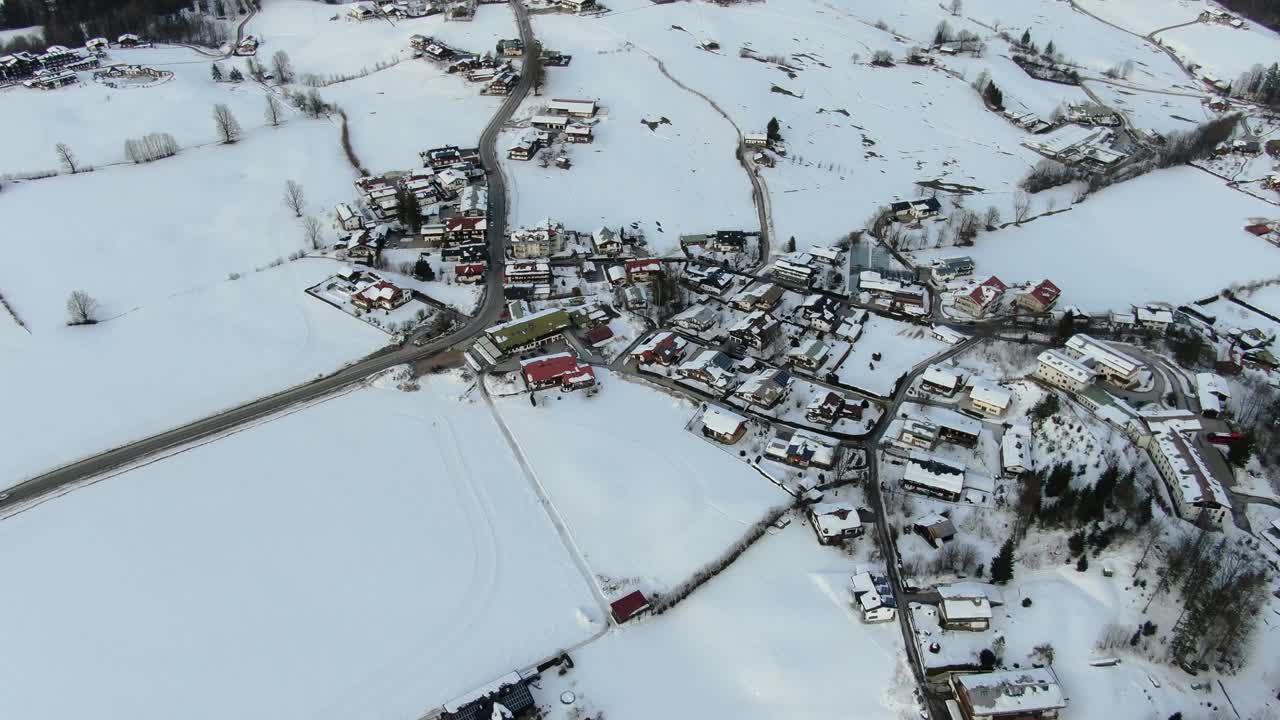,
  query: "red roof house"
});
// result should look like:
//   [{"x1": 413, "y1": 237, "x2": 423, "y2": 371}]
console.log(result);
[
  {"x1": 445, "y1": 216, "x2": 487, "y2": 241},
  {"x1": 585, "y1": 324, "x2": 614, "y2": 345},
  {"x1": 625, "y1": 258, "x2": 663, "y2": 280},
  {"x1": 455, "y1": 263, "x2": 487, "y2": 283},
  {"x1": 955, "y1": 275, "x2": 1007, "y2": 318},
  {"x1": 1015, "y1": 279, "x2": 1061, "y2": 313},
  {"x1": 521, "y1": 352, "x2": 597, "y2": 391},
  {"x1": 610, "y1": 590, "x2": 651, "y2": 624}
]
